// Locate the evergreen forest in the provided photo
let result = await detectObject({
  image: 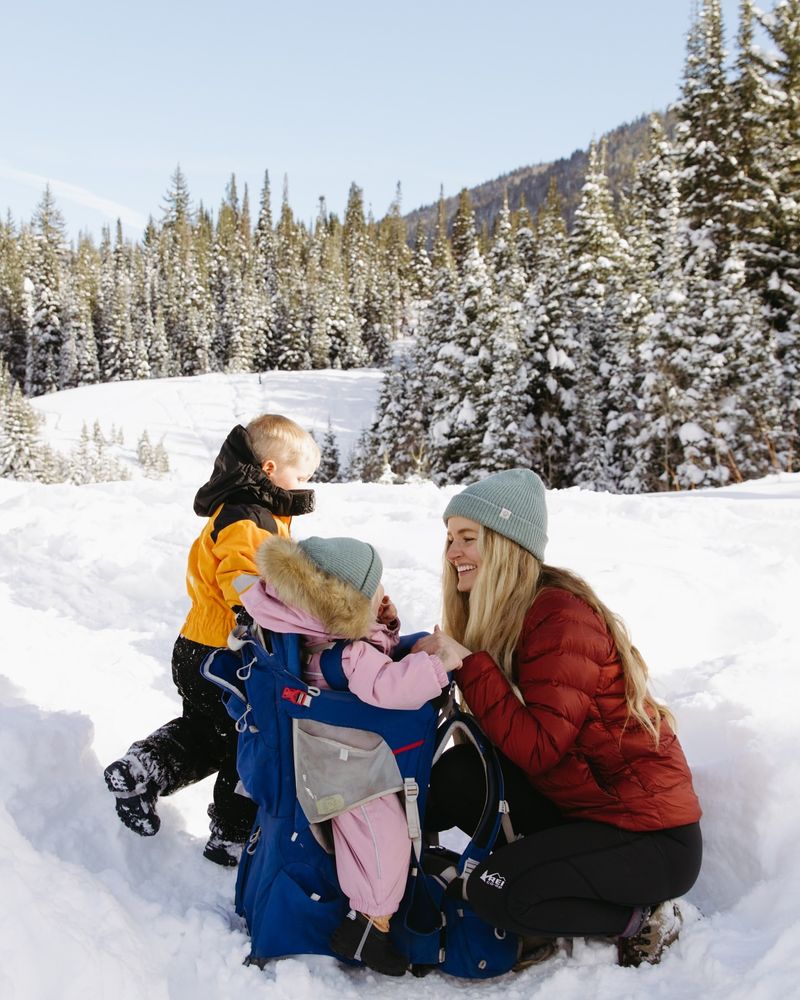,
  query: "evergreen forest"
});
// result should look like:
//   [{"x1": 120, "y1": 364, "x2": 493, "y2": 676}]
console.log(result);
[{"x1": 1, "y1": 0, "x2": 798, "y2": 491}]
